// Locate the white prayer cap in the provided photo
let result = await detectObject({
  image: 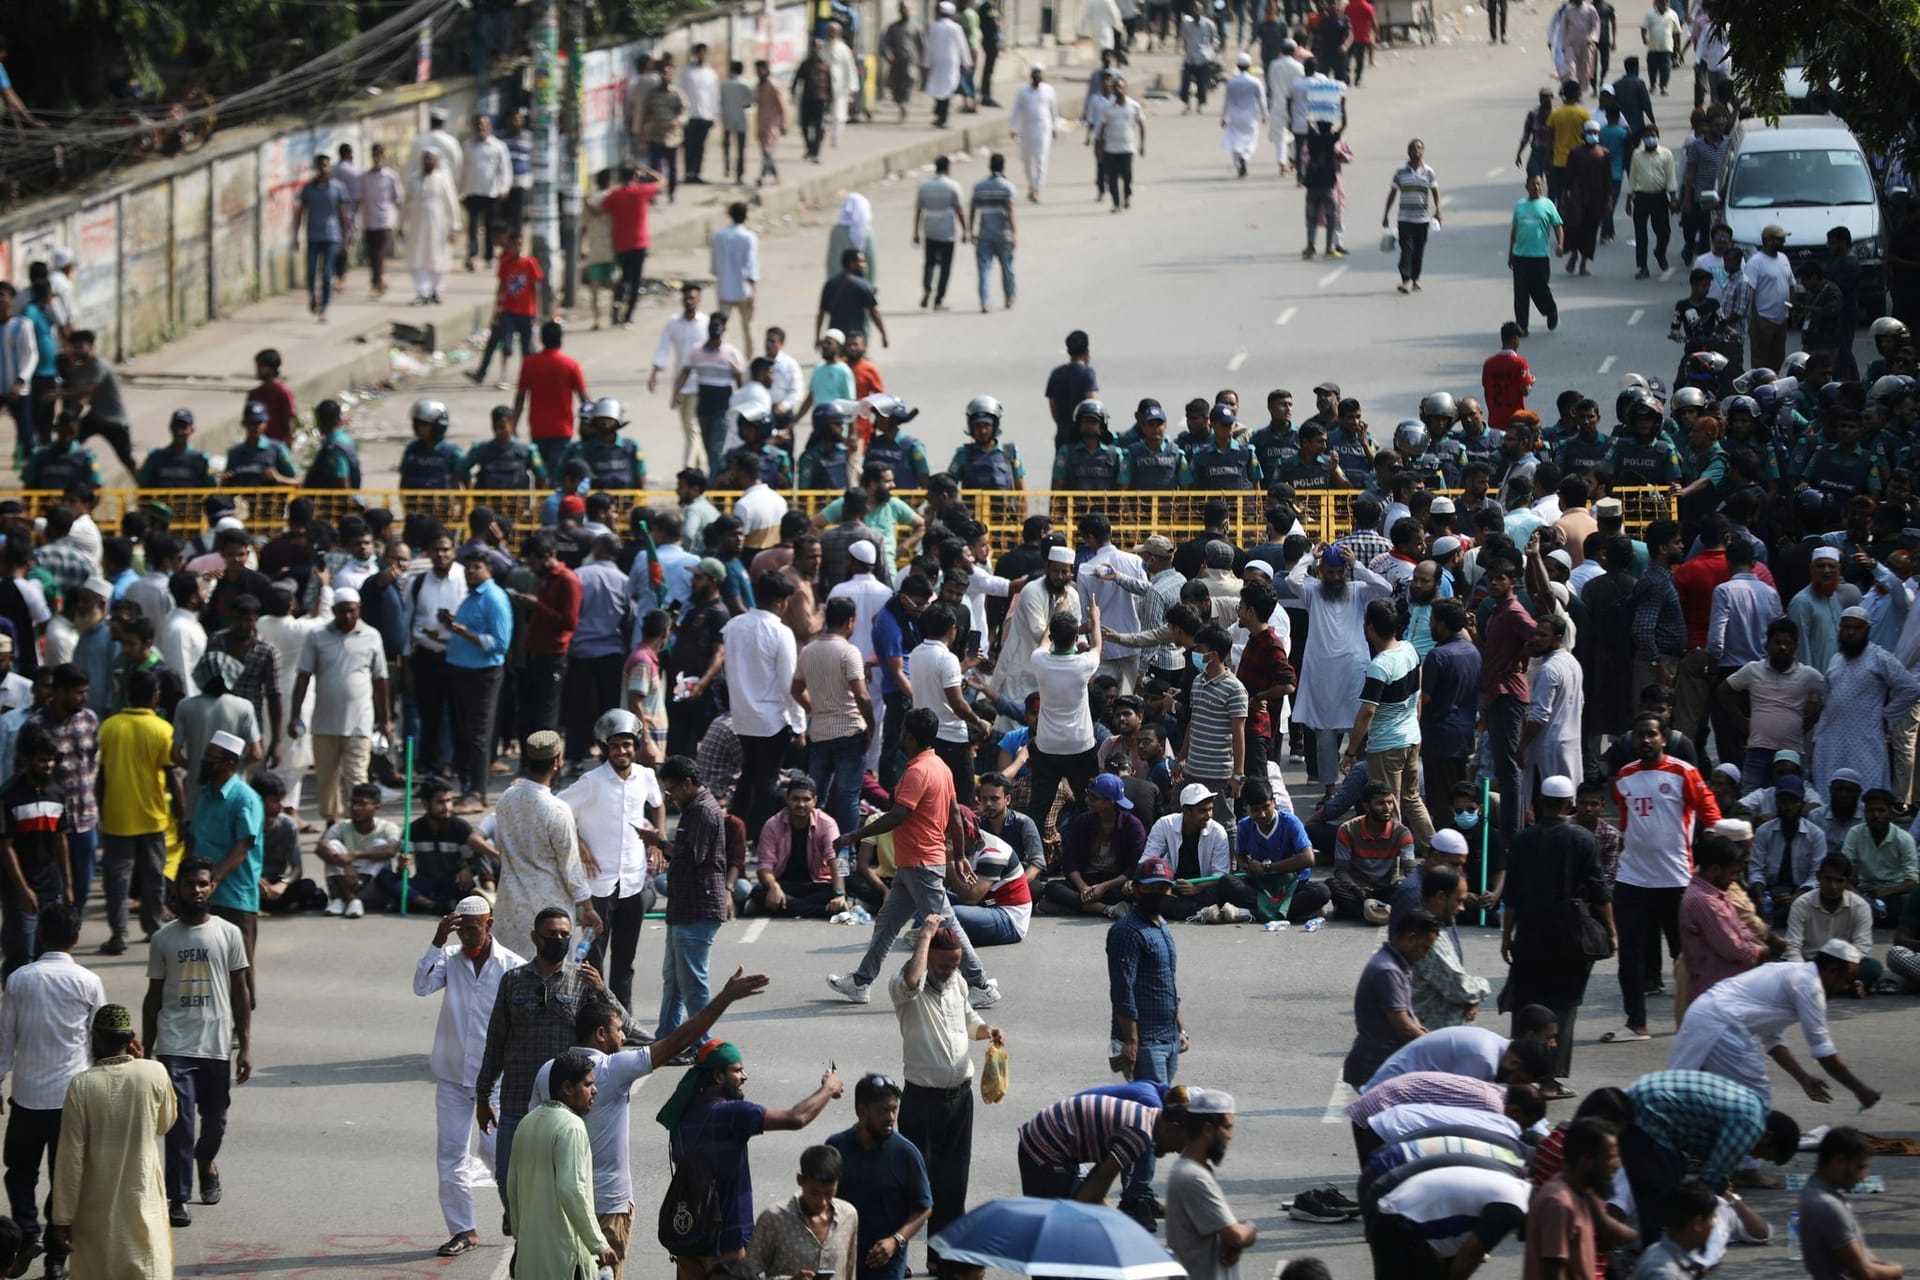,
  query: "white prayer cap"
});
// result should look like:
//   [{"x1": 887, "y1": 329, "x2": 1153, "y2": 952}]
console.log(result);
[
  {"x1": 332, "y1": 587, "x2": 361, "y2": 604},
  {"x1": 1431, "y1": 830, "x2": 1470, "y2": 856},
  {"x1": 1713, "y1": 762, "x2": 1743, "y2": 783},
  {"x1": 1030, "y1": 61, "x2": 1045, "y2": 72},
  {"x1": 1811, "y1": 546, "x2": 1841, "y2": 562},
  {"x1": 822, "y1": 327, "x2": 847, "y2": 346},
  {"x1": 454, "y1": 894, "x2": 493, "y2": 916},
  {"x1": 52, "y1": 247, "x2": 74, "y2": 269},
  {"x1": 1236, "y1": 52, "x2": 1252, "y2": 67},
  {"x1": 938, "y1": 1, "x2": 956, "y2": 12},
  {"x1": 849, "y1": 540, "x2": 878, "y2": 565},
  {"x1": 1046, "y1": 545, "x2": 1075, "y2": 565},
  {"x1": 1541, "y1": 775, "x2": 1577, "y2": 799},
  {"x1": 1244, "y1": 559, "x2": 1275, "y2": 579},
  {"x1": 80, "y1": 576, "x2": 113, "y2": 600},
  {"x1": 1840, "y1": 605, "x2": 1871, "y2": 622},
  {"x1": 1431, "y1": 535, "x2": 1462, "y2": 557},
  {"x1": 1430, "y1": 496, "x2": 1456, "y2": 514},
  {"x1": 1186, "y1": 1087, "x2": 1236, "y2": 1115},
  {"x1": 1711, "y1": 817, "x2": 1753, "y2": 841},
  {"x1": 1819, "y1": 938, "x2": 1863, "y2": 964},
  {"x1": 214, "y1": 515, "x2": 246, "y2": 532},
  {"x1": 208, "y1": 730, "x2": 247, "y2": 757},
  {"x1": 1546, "y1": 548, "x2": 1573, "y2": 570}
]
